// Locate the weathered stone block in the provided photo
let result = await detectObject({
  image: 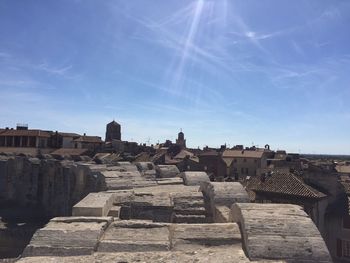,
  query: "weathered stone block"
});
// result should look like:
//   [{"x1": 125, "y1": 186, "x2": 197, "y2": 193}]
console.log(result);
[
  {"x1": 155, "y1": 165, "x2": 180, "y2": 178},
  {"x1": 97, "y1": 221, "x2": 170, "y2": 252},
  {"x1": 200, "y1": 182, "x2": 249, "y2": 222},
  {"x1": 72, "y1": 192, "x2": 116, "y2": 217},
  {"x1": 170, "y1": 223, "x2": 241, "y2": 250},
  {"x1": 180, "y1": 171, "x2": 210, "y2": 186},
  {"x1": 231, "y1": 203, "x2": 332, "y2": 262},
  {"x1": 22, "y1": 217, "x2": 112, "y2": 257}
]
